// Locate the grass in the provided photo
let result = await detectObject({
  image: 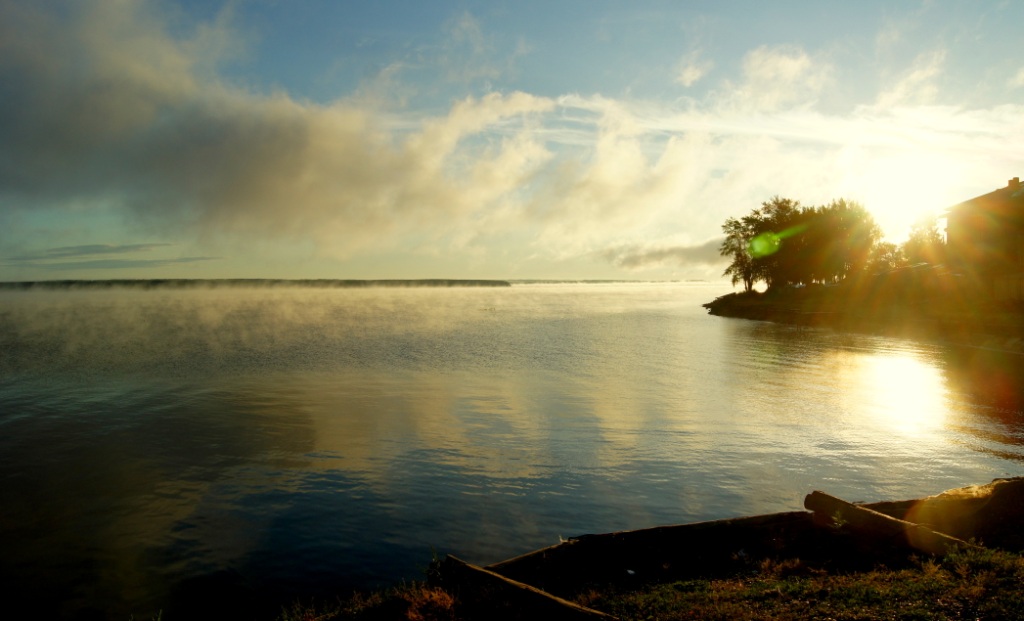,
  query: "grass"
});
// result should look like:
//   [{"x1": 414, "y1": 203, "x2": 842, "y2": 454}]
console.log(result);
[
  {"x1": 273, "y1": 546, "x2": 1024, "y2": 620},
  {"x1": 576, "y1": 546, "x2": 1024, "y2": 621},
  {"x1": 276, "y1": 582, "x2": 457, "y2": 621}
]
